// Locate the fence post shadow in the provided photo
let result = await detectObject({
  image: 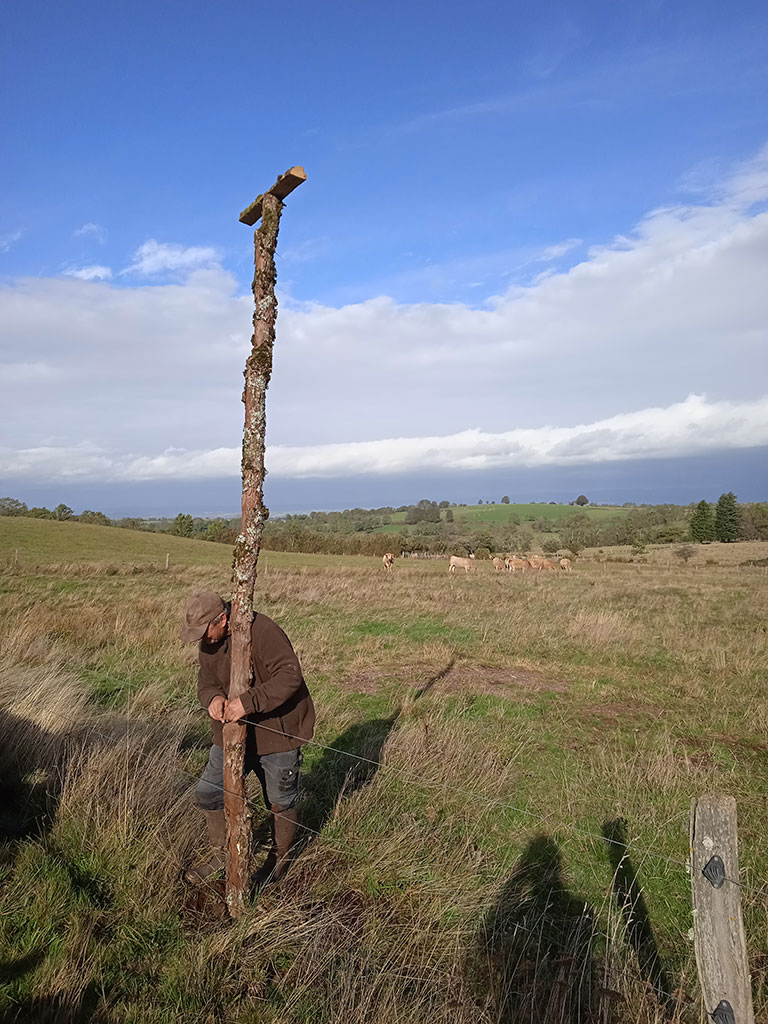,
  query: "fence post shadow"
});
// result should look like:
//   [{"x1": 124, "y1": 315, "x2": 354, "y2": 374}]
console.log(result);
[
  {"x1": 602, "y1": 818, "x2": 673, "y2": 1009},
  {"x1": 469, "y1": 833, "x2": 599, "y2": 1024}
]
